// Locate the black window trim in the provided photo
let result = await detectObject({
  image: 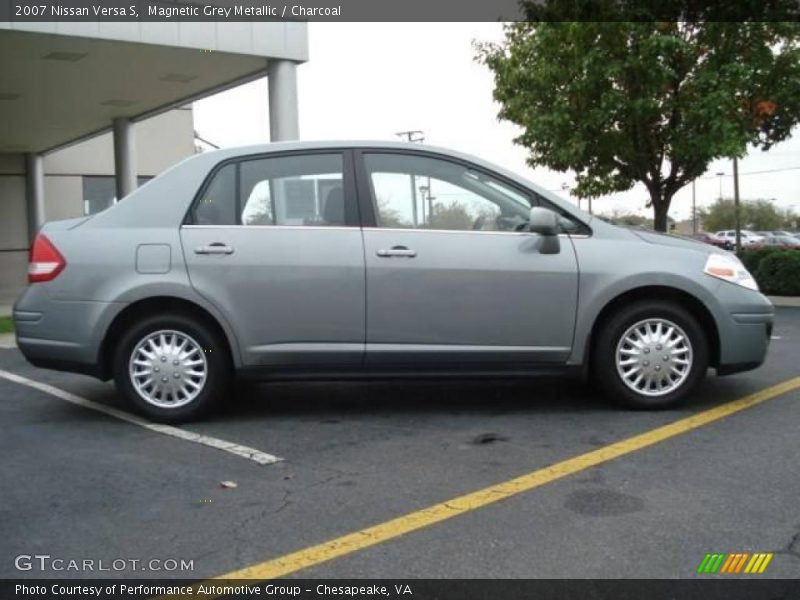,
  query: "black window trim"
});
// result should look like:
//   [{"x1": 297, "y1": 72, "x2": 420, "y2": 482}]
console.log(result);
[
  {"x1": 183, "y1": 148, "x2": 360, "y2": 228},
  {"x1": 352, "y1": 147, "x2": 591, "y2": 236}
]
